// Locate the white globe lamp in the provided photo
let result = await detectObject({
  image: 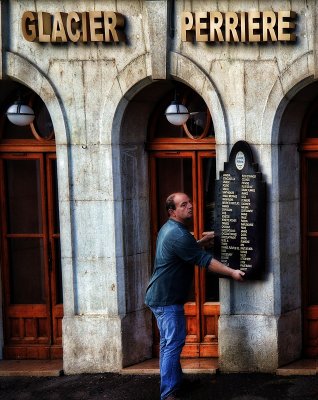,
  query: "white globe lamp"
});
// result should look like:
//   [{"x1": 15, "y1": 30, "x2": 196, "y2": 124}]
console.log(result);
[
  {"x1": 165, "y1": 101, "x2": 190, "y2": 126},
  {"x1": 6, "y1": 101, "x2": 35, "y2": 126}
]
